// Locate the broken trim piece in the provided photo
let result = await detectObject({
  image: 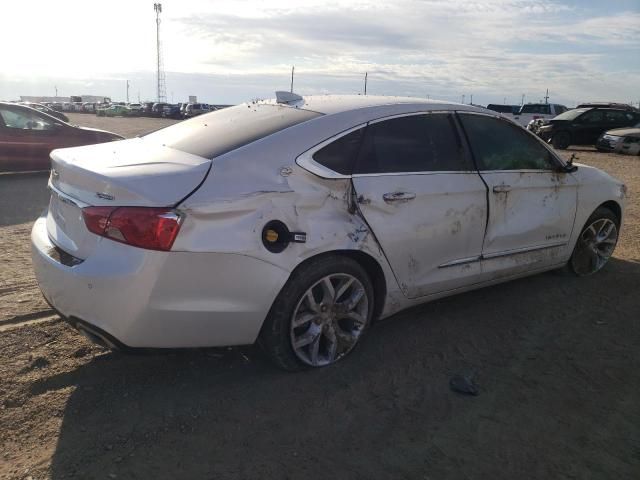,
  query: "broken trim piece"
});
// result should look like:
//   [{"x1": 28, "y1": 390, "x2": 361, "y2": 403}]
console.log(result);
[
  {"x1": 439, "y1": 241, "x2": 567, "y2": 268},
  {"x1": 481, "y1": 241, "x2": 567, "y2": 260},
  {"x1": 438, "y1": 256, "x2": 481, "y2": 268}
]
